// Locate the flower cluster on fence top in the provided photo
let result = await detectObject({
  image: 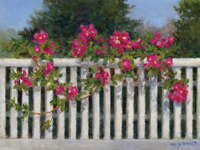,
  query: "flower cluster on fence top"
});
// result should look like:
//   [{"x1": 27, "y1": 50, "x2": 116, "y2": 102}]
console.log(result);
[{"x1": 6, "y1": 23, "x2": 189, "y2": 130}]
